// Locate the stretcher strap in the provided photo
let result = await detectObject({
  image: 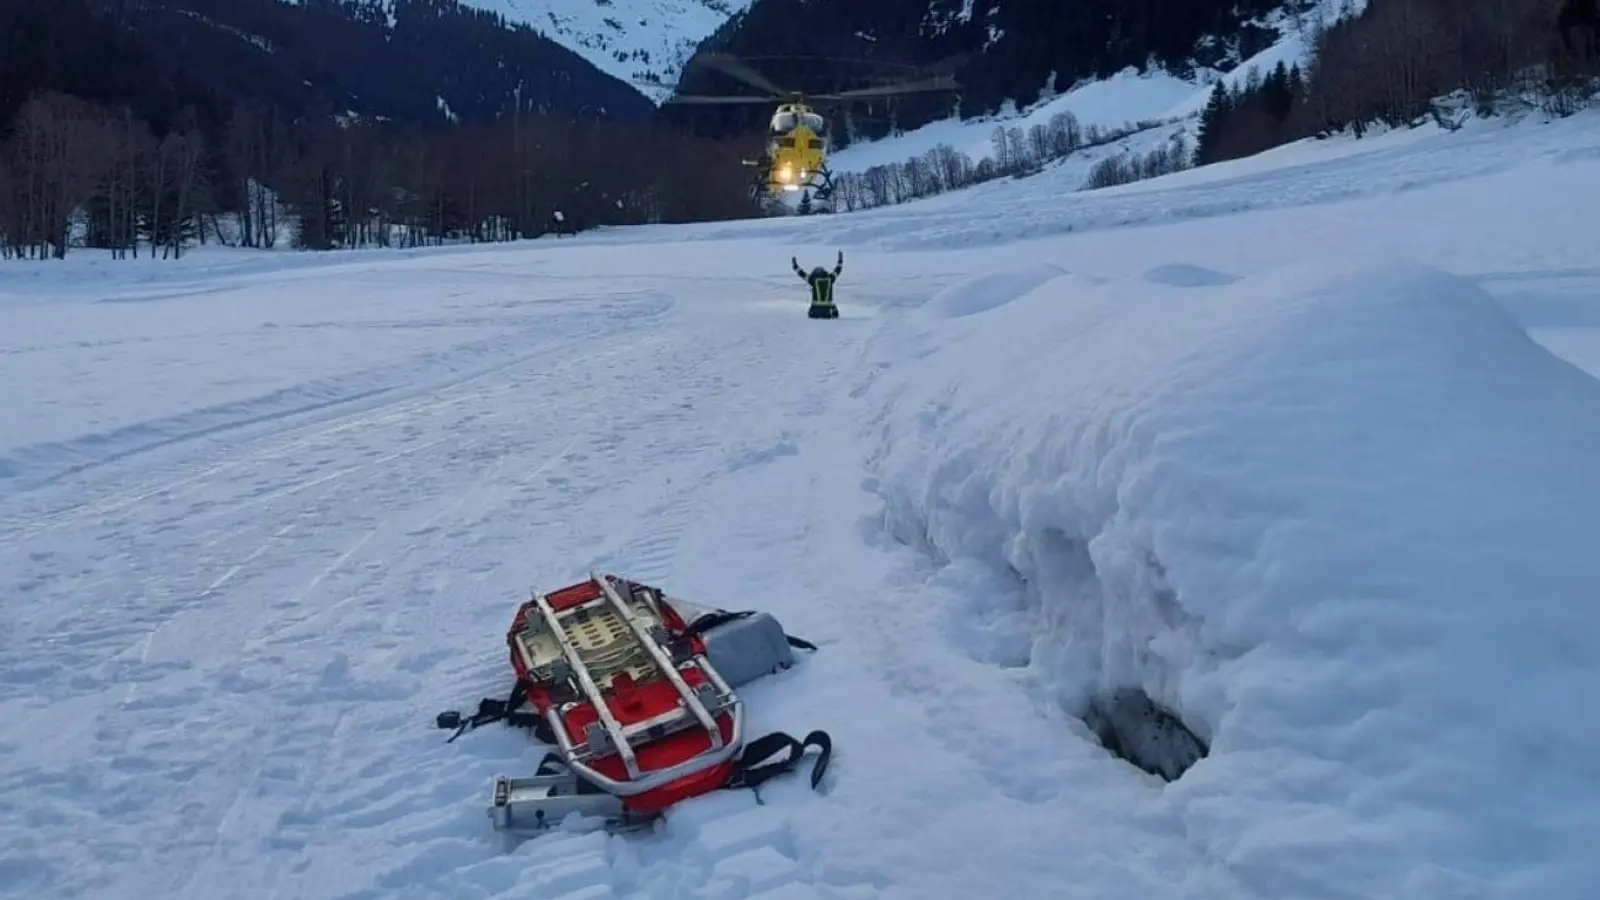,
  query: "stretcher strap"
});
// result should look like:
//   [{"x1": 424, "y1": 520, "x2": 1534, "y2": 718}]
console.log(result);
[
  {"x1": 728, "y1": 730, "x2": 833, "y2": 791},
  {"x1": 436, "y1": 679, "x2": 548, "y2": 743}
]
